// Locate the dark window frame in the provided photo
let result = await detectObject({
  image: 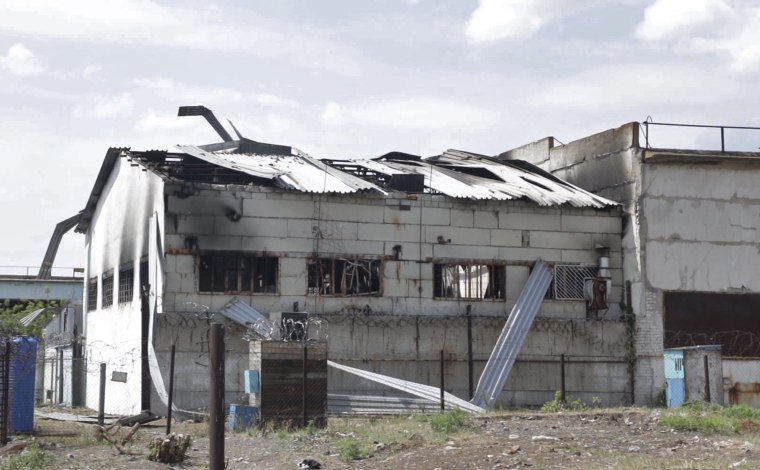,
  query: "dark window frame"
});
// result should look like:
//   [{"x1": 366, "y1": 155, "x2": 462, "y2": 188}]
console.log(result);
[
  {"x1": 433, "y1": 263, "x2": 506, "y2": 301},
  {"x1": 307, "y1": 257, "x2": 381, "y2": 296},
  {"x1": 198, "y1": 253, "x2": 278, "y2": 294},
  {"x1": 118, "y1": 265, "x2": 134, "y2": 304},
  {"x1": 87, "y1": 276, "x2": 98, "y2": 312},
  {"x1": 102, "y1": 271, "x2": 114, "y2": 308}
]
